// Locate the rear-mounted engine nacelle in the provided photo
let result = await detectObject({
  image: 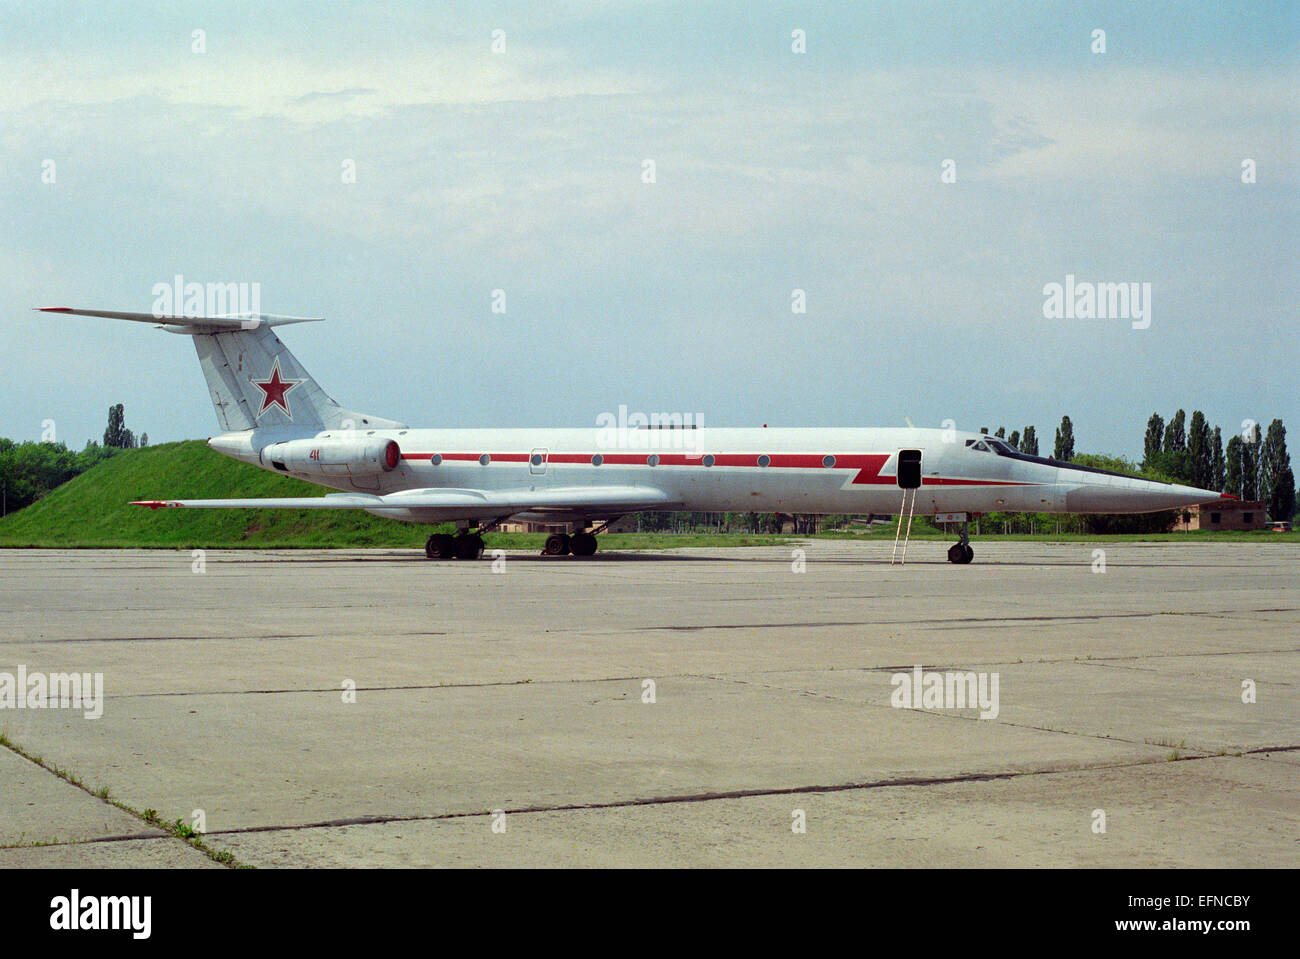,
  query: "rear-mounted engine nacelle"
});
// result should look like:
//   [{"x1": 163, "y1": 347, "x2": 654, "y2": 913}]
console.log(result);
[{"x1": 260, "y1": 437, "x2": 400, "y2": 476}]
